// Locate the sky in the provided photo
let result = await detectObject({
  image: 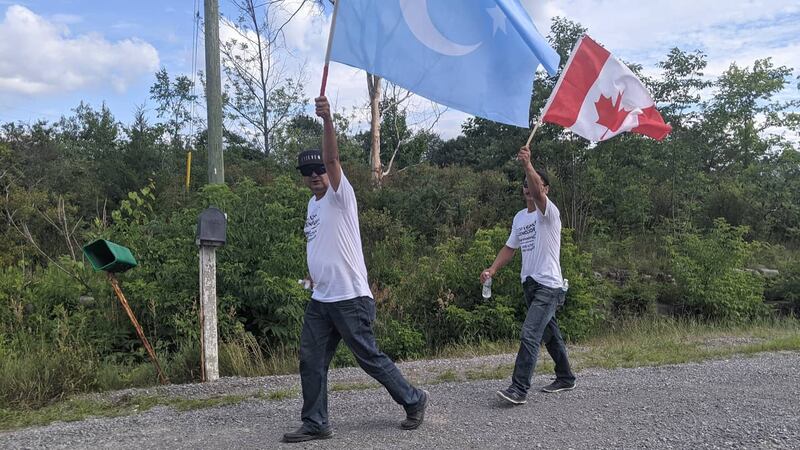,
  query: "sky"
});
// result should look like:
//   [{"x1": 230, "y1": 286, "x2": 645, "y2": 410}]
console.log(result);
[{"x1": 1, "y1": 0, "x2": 798, "y2": 139}]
